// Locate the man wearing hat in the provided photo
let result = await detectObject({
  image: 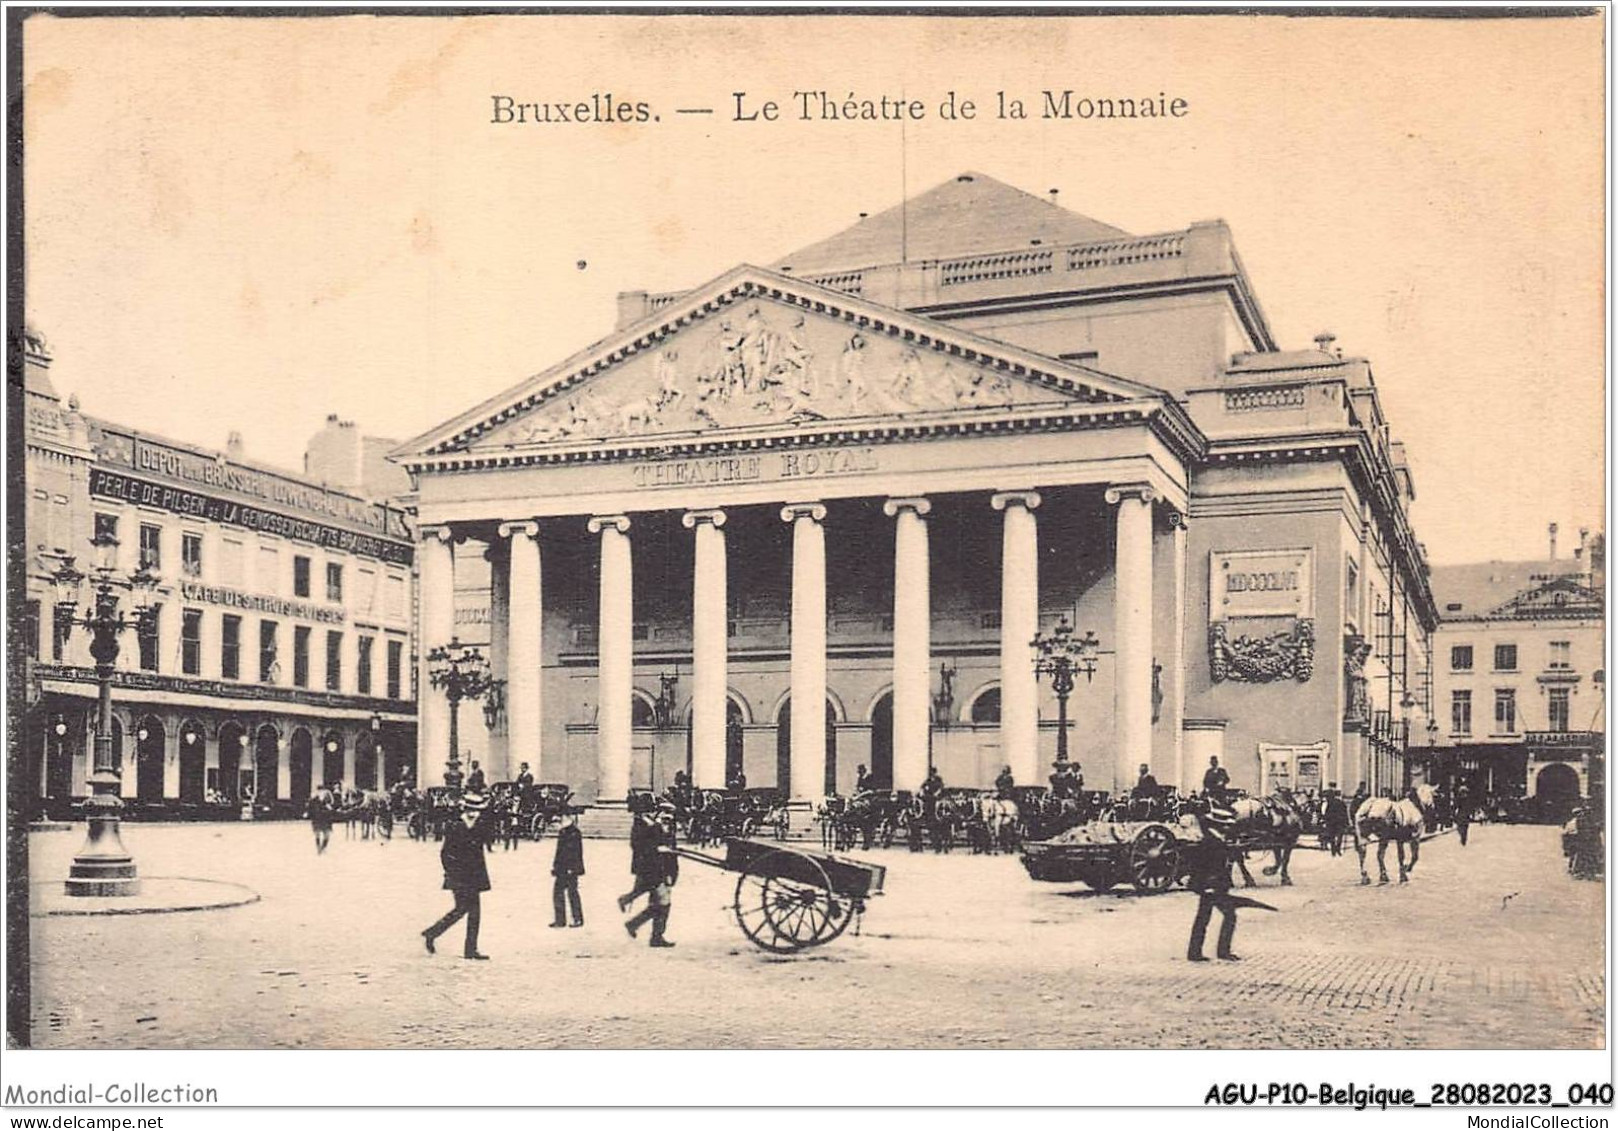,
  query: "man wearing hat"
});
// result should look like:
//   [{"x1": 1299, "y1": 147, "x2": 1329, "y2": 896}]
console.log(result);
[
  {"x1": 549, "y1": 805, "x2": 586, "y2": 928},
  {"x1": 1321, "y1": 783, "x2": 1349, "y2": 857},
  {"x1": 1049, "y1": 760, "x2": 1083, "y2": 801},
  {"x1": 1187, "y1": 800, "x2": 1241, "y2": 962},
  {"x1": 1201, "y1": 756, "x2": 1230, "y2": 803},
  {"x1": 422, "y1": 789, "x2": 492, "y2": 959},
  {"x1": 621, "y1": 802, "x2": 678, "y2": 947}
]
